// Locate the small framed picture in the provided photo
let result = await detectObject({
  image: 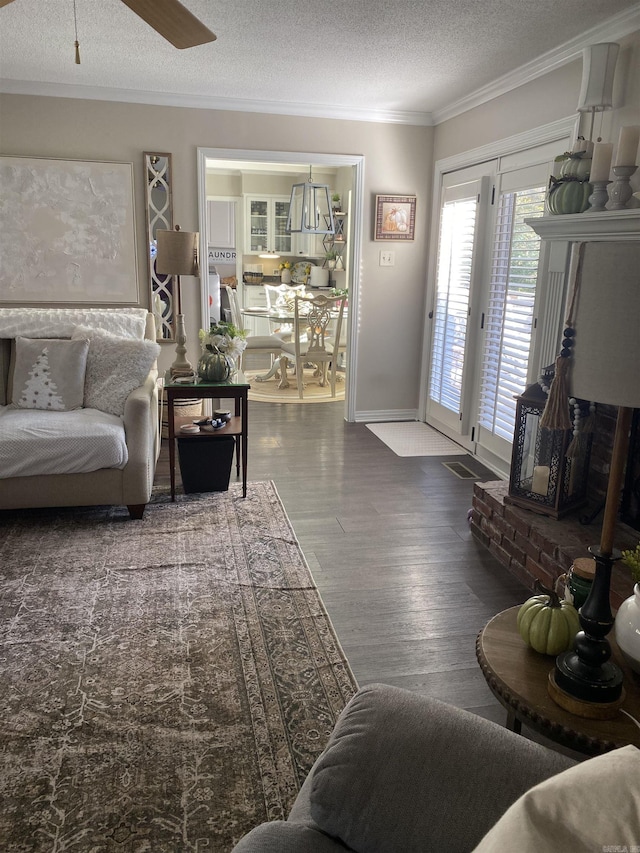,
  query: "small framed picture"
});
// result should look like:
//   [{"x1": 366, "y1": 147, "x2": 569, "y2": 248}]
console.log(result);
[{"x1": 374, "y1": 194, "x2": 416, "y2": 241}]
